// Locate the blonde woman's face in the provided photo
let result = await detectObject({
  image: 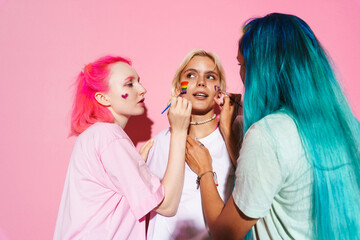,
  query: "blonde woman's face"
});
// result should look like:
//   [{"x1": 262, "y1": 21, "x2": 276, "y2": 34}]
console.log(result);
[{"x1": 177, "y1": 56, "x2": 221, "y2": 115}]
